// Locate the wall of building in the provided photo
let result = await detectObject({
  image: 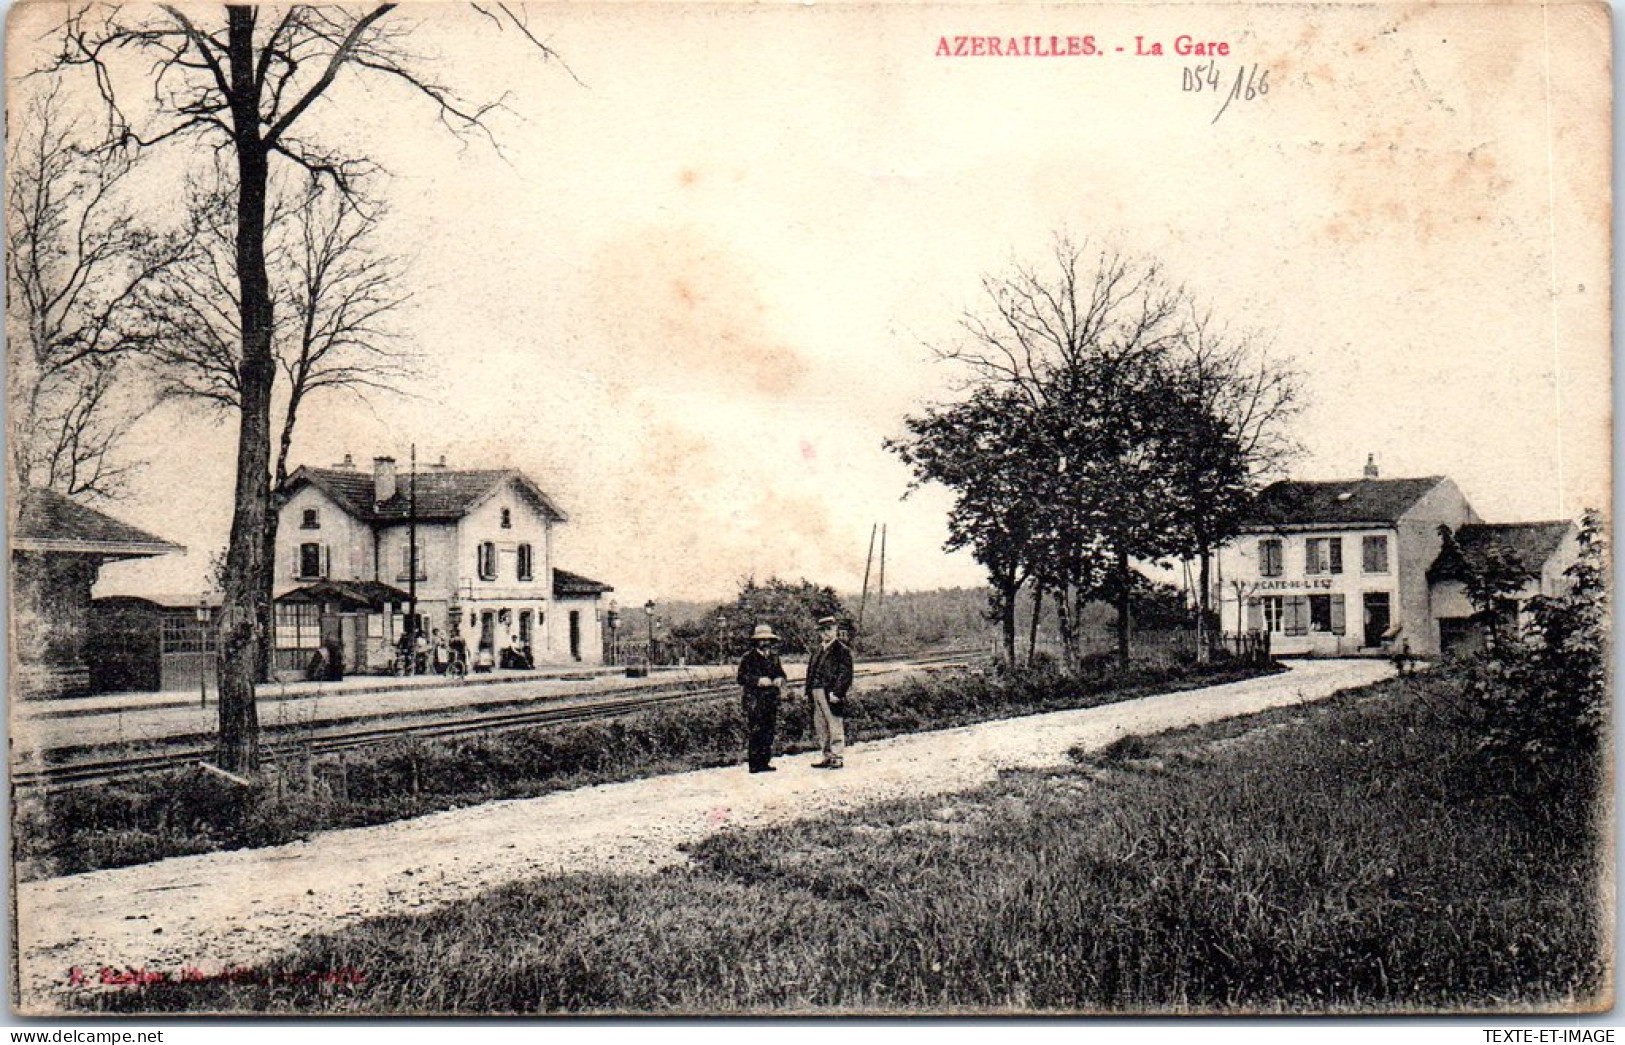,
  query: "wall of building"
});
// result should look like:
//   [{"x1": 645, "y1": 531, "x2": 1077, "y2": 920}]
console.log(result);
[
  {"x1": 1391, "y1": 478, "x2": 1479, "y2": 654},
  {"x1": 273, "y1": 485, "x2": 372, "y2": 595},
  {"x1": 1216, "y1": 526, "x2": 1402, "y2": 656}
]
